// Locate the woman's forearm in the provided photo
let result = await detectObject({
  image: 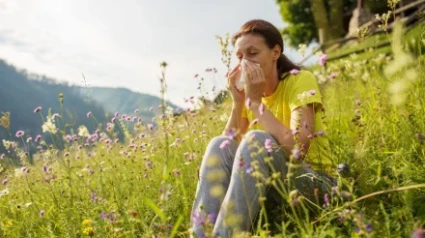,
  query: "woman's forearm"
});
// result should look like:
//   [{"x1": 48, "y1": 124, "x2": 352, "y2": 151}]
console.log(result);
[{"x1": 221, "y1": 104, "x2": 243, "y2": 141}]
